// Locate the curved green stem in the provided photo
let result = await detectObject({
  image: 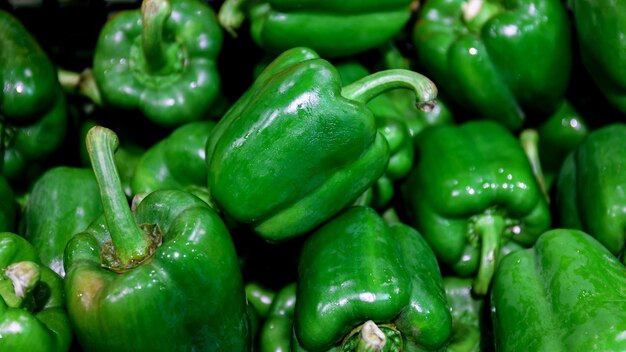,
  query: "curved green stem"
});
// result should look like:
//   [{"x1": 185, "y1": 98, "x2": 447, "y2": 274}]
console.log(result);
[
  {"x1": 341, "y1": 69, "x2": 438, "y2": 111},
  {"x1": 141, "y1": 0, "x2": 173, "y2": 75},
  {"x1": 472, "y1": 213, "x2": 504, "y2": 295},
  {"x1": 1, "y1": 261, "x2": 40, "y2": 308},
  {"x1": 520, "y1": 129, "x2": 549, "y2": 202},
  {"x1": 462, "y1": 0, "x2": 502, "y2": 32},
  {"x1": 218, "y1": 0, "x2": 249, "y2": 37},
  {"x1": 87, "y1": 126, "x2": 153, "y2": 269}
]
